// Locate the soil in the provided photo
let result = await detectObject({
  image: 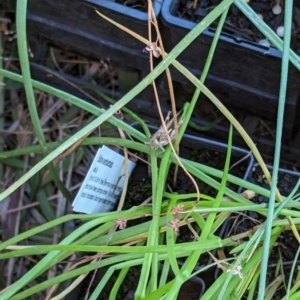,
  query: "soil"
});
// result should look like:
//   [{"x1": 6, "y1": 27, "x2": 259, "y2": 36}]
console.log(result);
[
  {"x1": 115, "y1": 0, "x2": 148, "y2": 12},
  {"x1": 172, "y1": 140, "x2": 250, "y2": 195},
  {"x1": 177, "y1": 0, "x2": 300, "y2": 54}
]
